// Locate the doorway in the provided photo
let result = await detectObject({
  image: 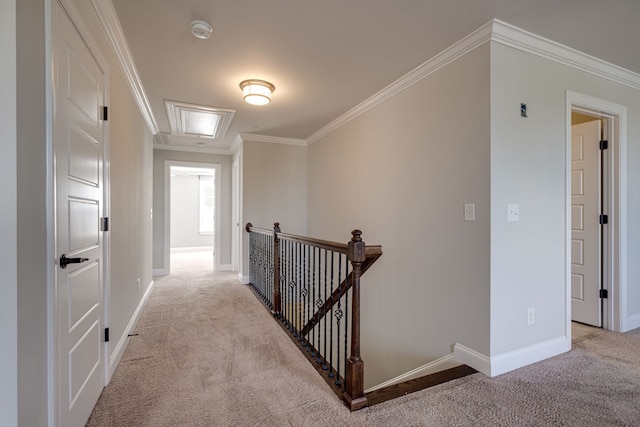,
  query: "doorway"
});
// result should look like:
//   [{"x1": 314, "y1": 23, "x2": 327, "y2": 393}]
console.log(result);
[
  {"x1": 566, "y1": 91, "x2": 628, "y2": 334},
  {"x1": 164, "y1": 161, "x2": 221, "y2": 274}
]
